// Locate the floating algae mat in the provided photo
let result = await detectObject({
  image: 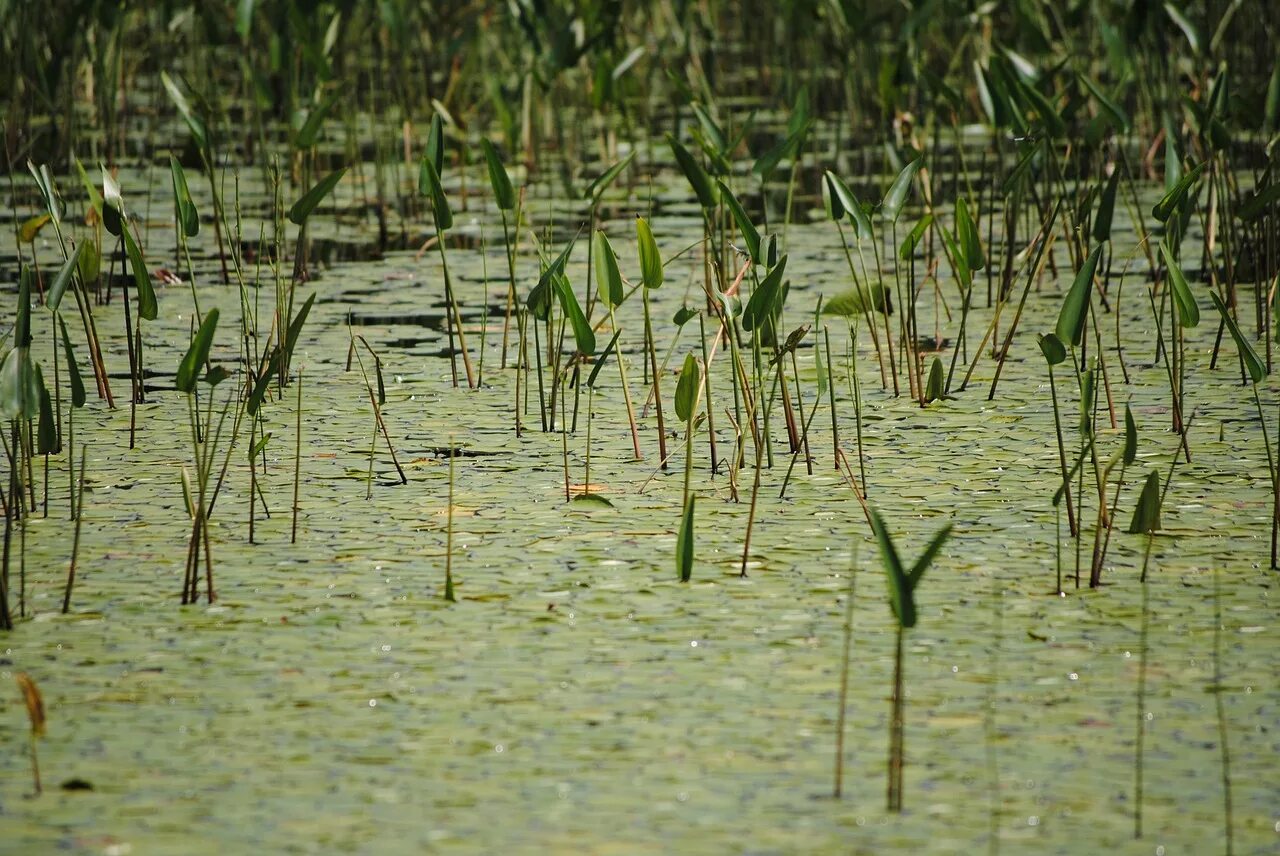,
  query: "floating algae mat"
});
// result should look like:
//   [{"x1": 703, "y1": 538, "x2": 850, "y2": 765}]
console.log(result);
[{"x1": 1, "y1": 3, "x2": 1279, "y2": 853}]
